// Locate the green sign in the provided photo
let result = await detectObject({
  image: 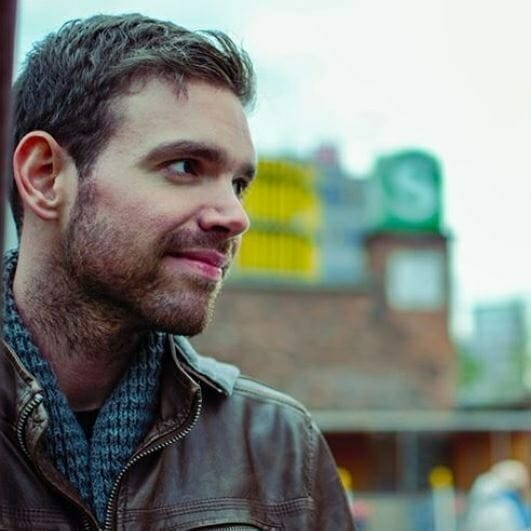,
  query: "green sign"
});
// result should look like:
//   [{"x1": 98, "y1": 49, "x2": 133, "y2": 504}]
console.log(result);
[{"x1": 373, "y1": 150, "x2": 442, "y2": 233}]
